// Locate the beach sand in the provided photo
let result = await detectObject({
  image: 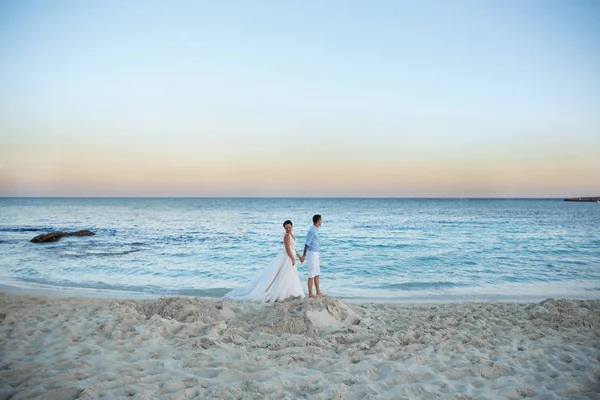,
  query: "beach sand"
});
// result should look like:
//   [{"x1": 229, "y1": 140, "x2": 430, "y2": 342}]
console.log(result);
[{"x1": 1, "y1": 293, "x2": 599, "y2": 399}]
